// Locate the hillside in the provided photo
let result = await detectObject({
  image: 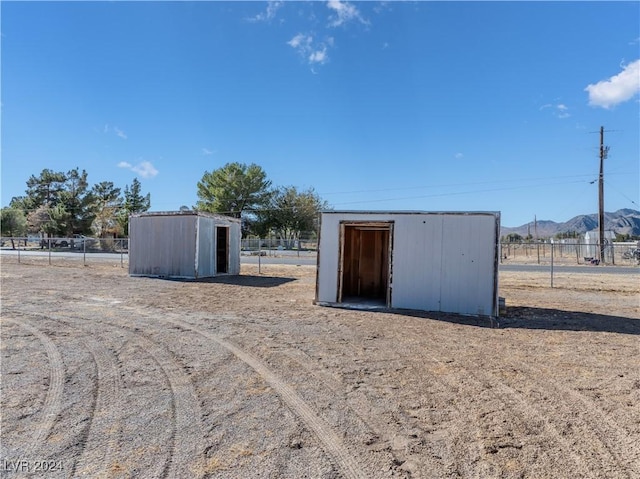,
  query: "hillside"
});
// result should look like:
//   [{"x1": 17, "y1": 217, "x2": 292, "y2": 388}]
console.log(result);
[{"x1": 500, "y1": 209, "x2": 640, "y2": 239}]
